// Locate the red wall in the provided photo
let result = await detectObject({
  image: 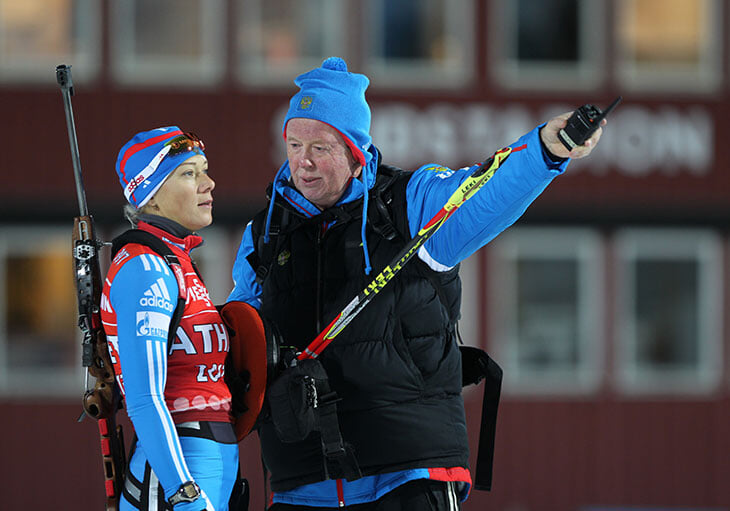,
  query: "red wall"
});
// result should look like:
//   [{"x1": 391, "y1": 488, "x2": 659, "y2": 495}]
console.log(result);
[{"x1": 2, "y1": 394, "x2": 728, "y2": 510}]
